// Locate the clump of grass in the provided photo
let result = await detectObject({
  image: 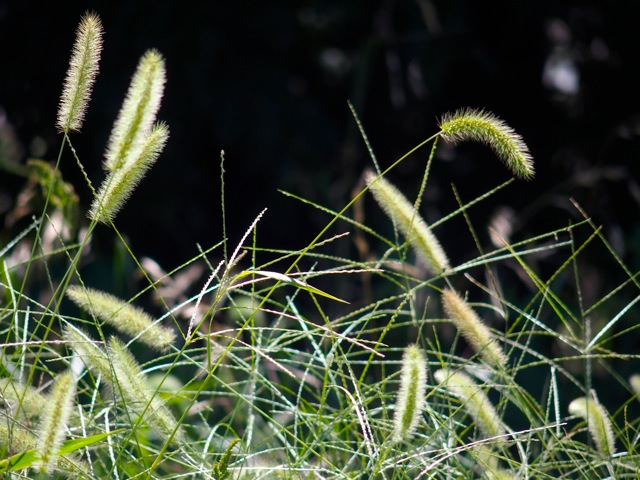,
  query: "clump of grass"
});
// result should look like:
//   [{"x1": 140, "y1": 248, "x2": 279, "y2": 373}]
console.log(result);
[
  {"x1": 2, "y1": 8, "x2": 640, "y2": 480},
  {"x1": 0, "y1": 377, "x2": 48, "y2": 420}
]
